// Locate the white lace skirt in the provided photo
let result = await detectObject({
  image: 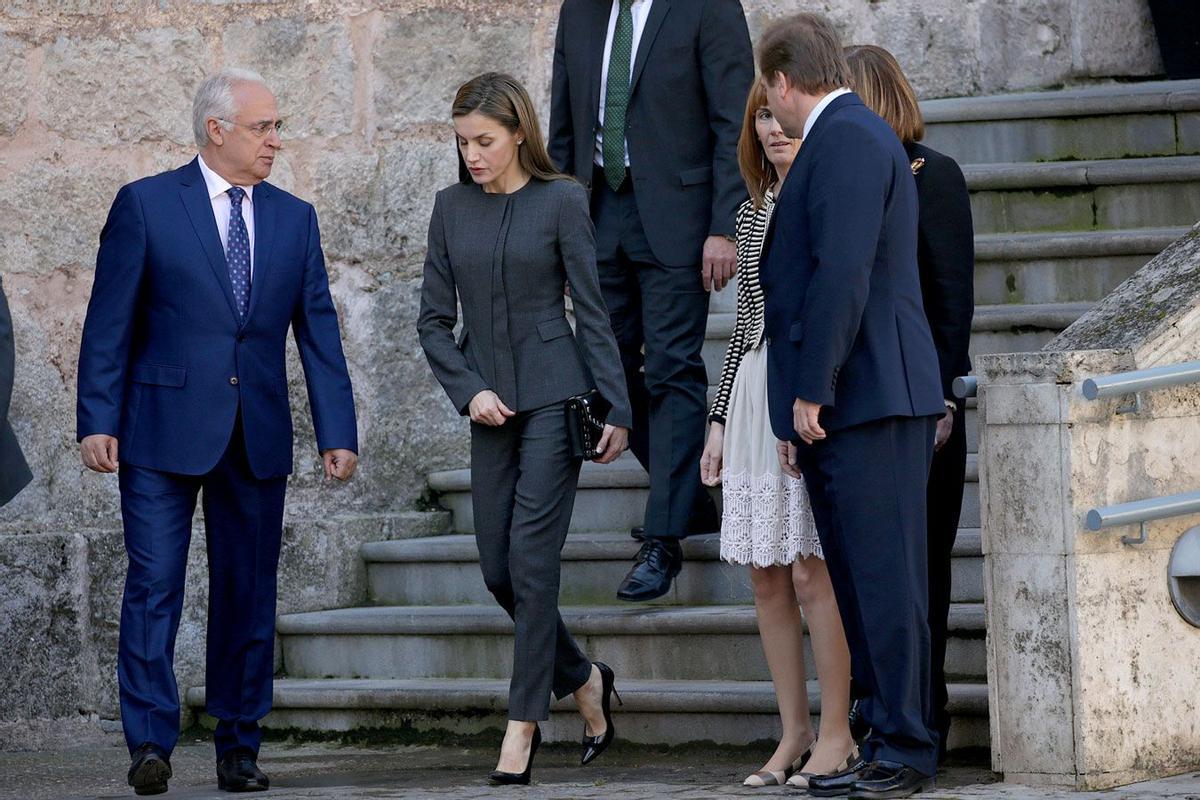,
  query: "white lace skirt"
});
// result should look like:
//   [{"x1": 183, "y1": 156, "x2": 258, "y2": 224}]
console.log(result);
[{"x1": 719, "y1": 342, "x2": 823, "y2": 566}]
